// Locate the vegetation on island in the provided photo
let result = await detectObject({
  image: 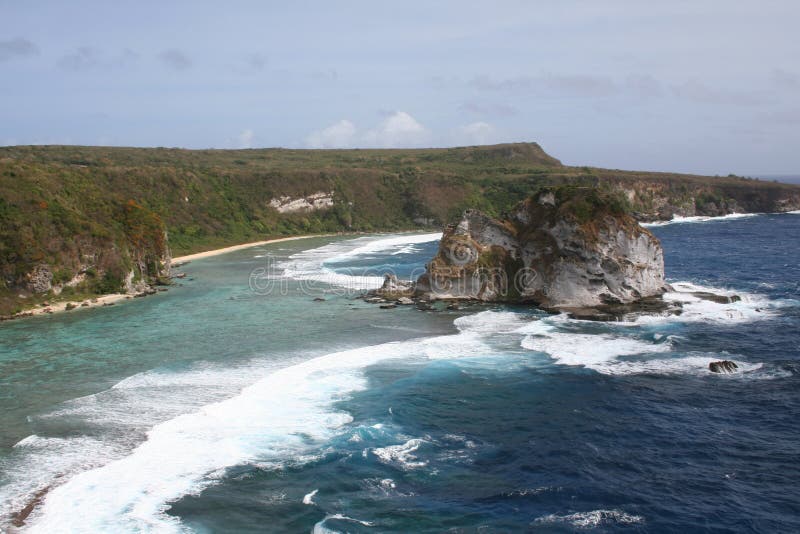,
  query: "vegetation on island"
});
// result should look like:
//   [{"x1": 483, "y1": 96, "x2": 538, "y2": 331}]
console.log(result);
[{"x1": 1, "y1": 142, "x2": 798, "y2": 316}]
